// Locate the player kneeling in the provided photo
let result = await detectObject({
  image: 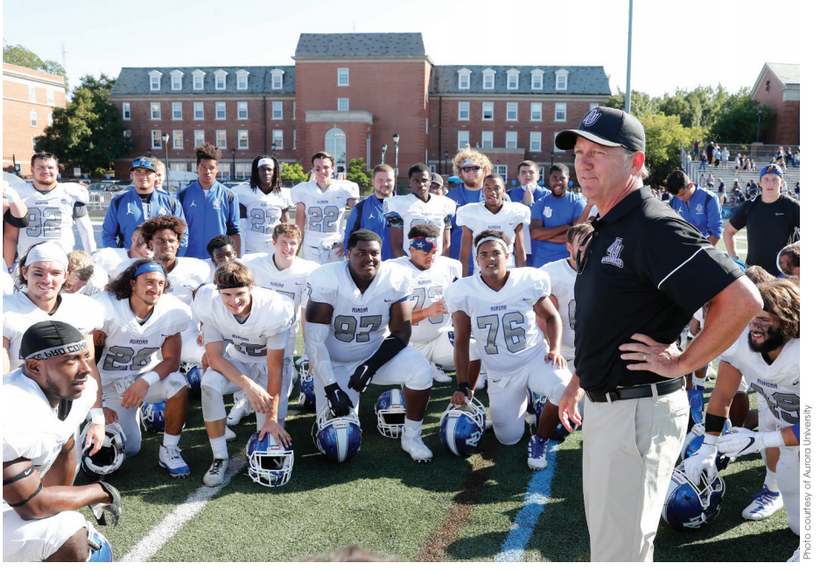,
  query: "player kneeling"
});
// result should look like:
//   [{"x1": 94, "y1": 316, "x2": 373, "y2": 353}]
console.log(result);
[
  {"x1": 444, "y1": 230, "x2": 572, "y2": 470},
  {"x1": 93, "y1": 259, "x2": 193, "y2": 478},
  {"x1": 193, "y1": 261, "x2": 296, "y2": 487}
]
